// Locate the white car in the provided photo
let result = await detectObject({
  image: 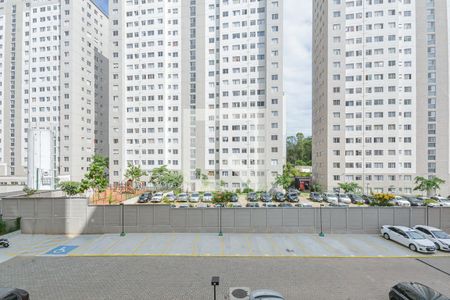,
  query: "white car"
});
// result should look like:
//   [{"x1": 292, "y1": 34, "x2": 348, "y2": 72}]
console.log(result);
[
  {"x1": 413, "y1": 225, "x2": 450, "y2": 252},
  {"x1": 381, "y1": 225, "x2": 436, "y2": 253},
  {"x1": 324, "y1": 193, "x2": 338, "y2": 204},
  {"x1": 431, "y1": 196, "x2": 450, "y2": 207},
  {"x1": 390, "y1": 196, "x2": 411, "y2": 207},
  {"x1": 151, "y1": 192, "x2": 164, "y2": 202},
  {"x1": 190, "y1": 192, "x2": 201, "y2": 202},
  {"x1": 337, "y1": 193, "x2": 351, "y2": 204},
  {"x1": 203, "y1": 192, "x2": 213, "y2": 202}
]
